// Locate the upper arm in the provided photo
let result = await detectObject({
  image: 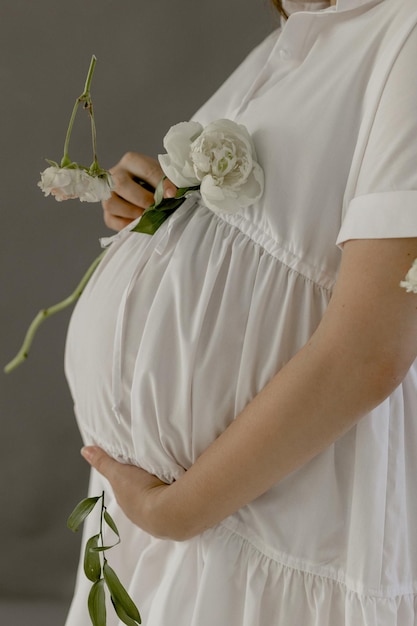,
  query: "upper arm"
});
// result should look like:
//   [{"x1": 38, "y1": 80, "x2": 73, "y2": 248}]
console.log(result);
[
  {"x1": 330, "y1": 20, "x2": 417, "y2": 385},
  {"x1": 320, "y1": 237, "x2": 417, "y2": 391}
]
